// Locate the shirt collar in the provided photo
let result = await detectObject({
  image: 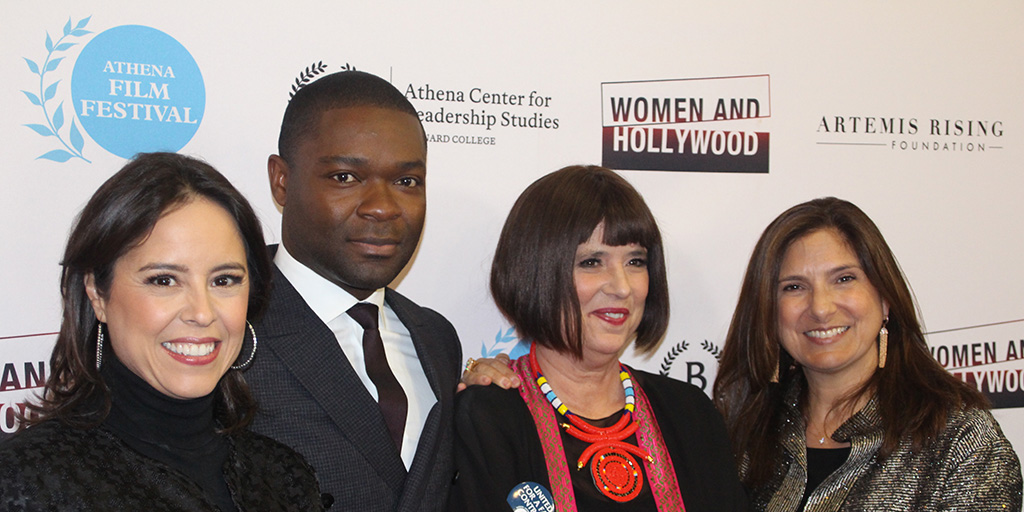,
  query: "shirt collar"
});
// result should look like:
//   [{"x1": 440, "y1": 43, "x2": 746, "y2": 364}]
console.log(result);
[{"x1": 274, "y1": 243, "x2": 386, "y2": 324}]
